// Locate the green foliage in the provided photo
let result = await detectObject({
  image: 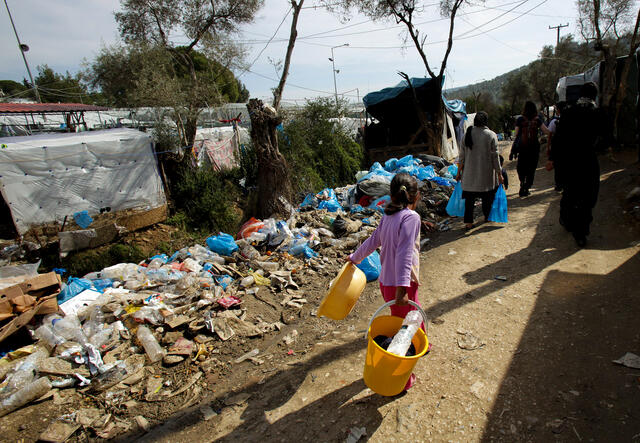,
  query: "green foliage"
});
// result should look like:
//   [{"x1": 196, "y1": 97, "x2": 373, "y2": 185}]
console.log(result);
[
  {"x1": 62, "y1": 243, "x2": 146, "y2": 277},
  {"x1": 0, "y1": 80, "x2": 27, "y2": 99},
  {"x1": 33, "y1": 65, "x2": 91, "y2": 103},
  {"x1": 170, "y1": 165, "x2": 241, "y2": 234},
  {"x1": 279, "y1": 97, "x2": 365, "y2": 195}
]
